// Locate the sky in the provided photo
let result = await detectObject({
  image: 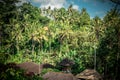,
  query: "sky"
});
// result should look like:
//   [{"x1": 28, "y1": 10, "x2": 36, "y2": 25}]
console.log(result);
[{"x1": 25, "y1": 0, "x2": 117, "y2": 18}]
